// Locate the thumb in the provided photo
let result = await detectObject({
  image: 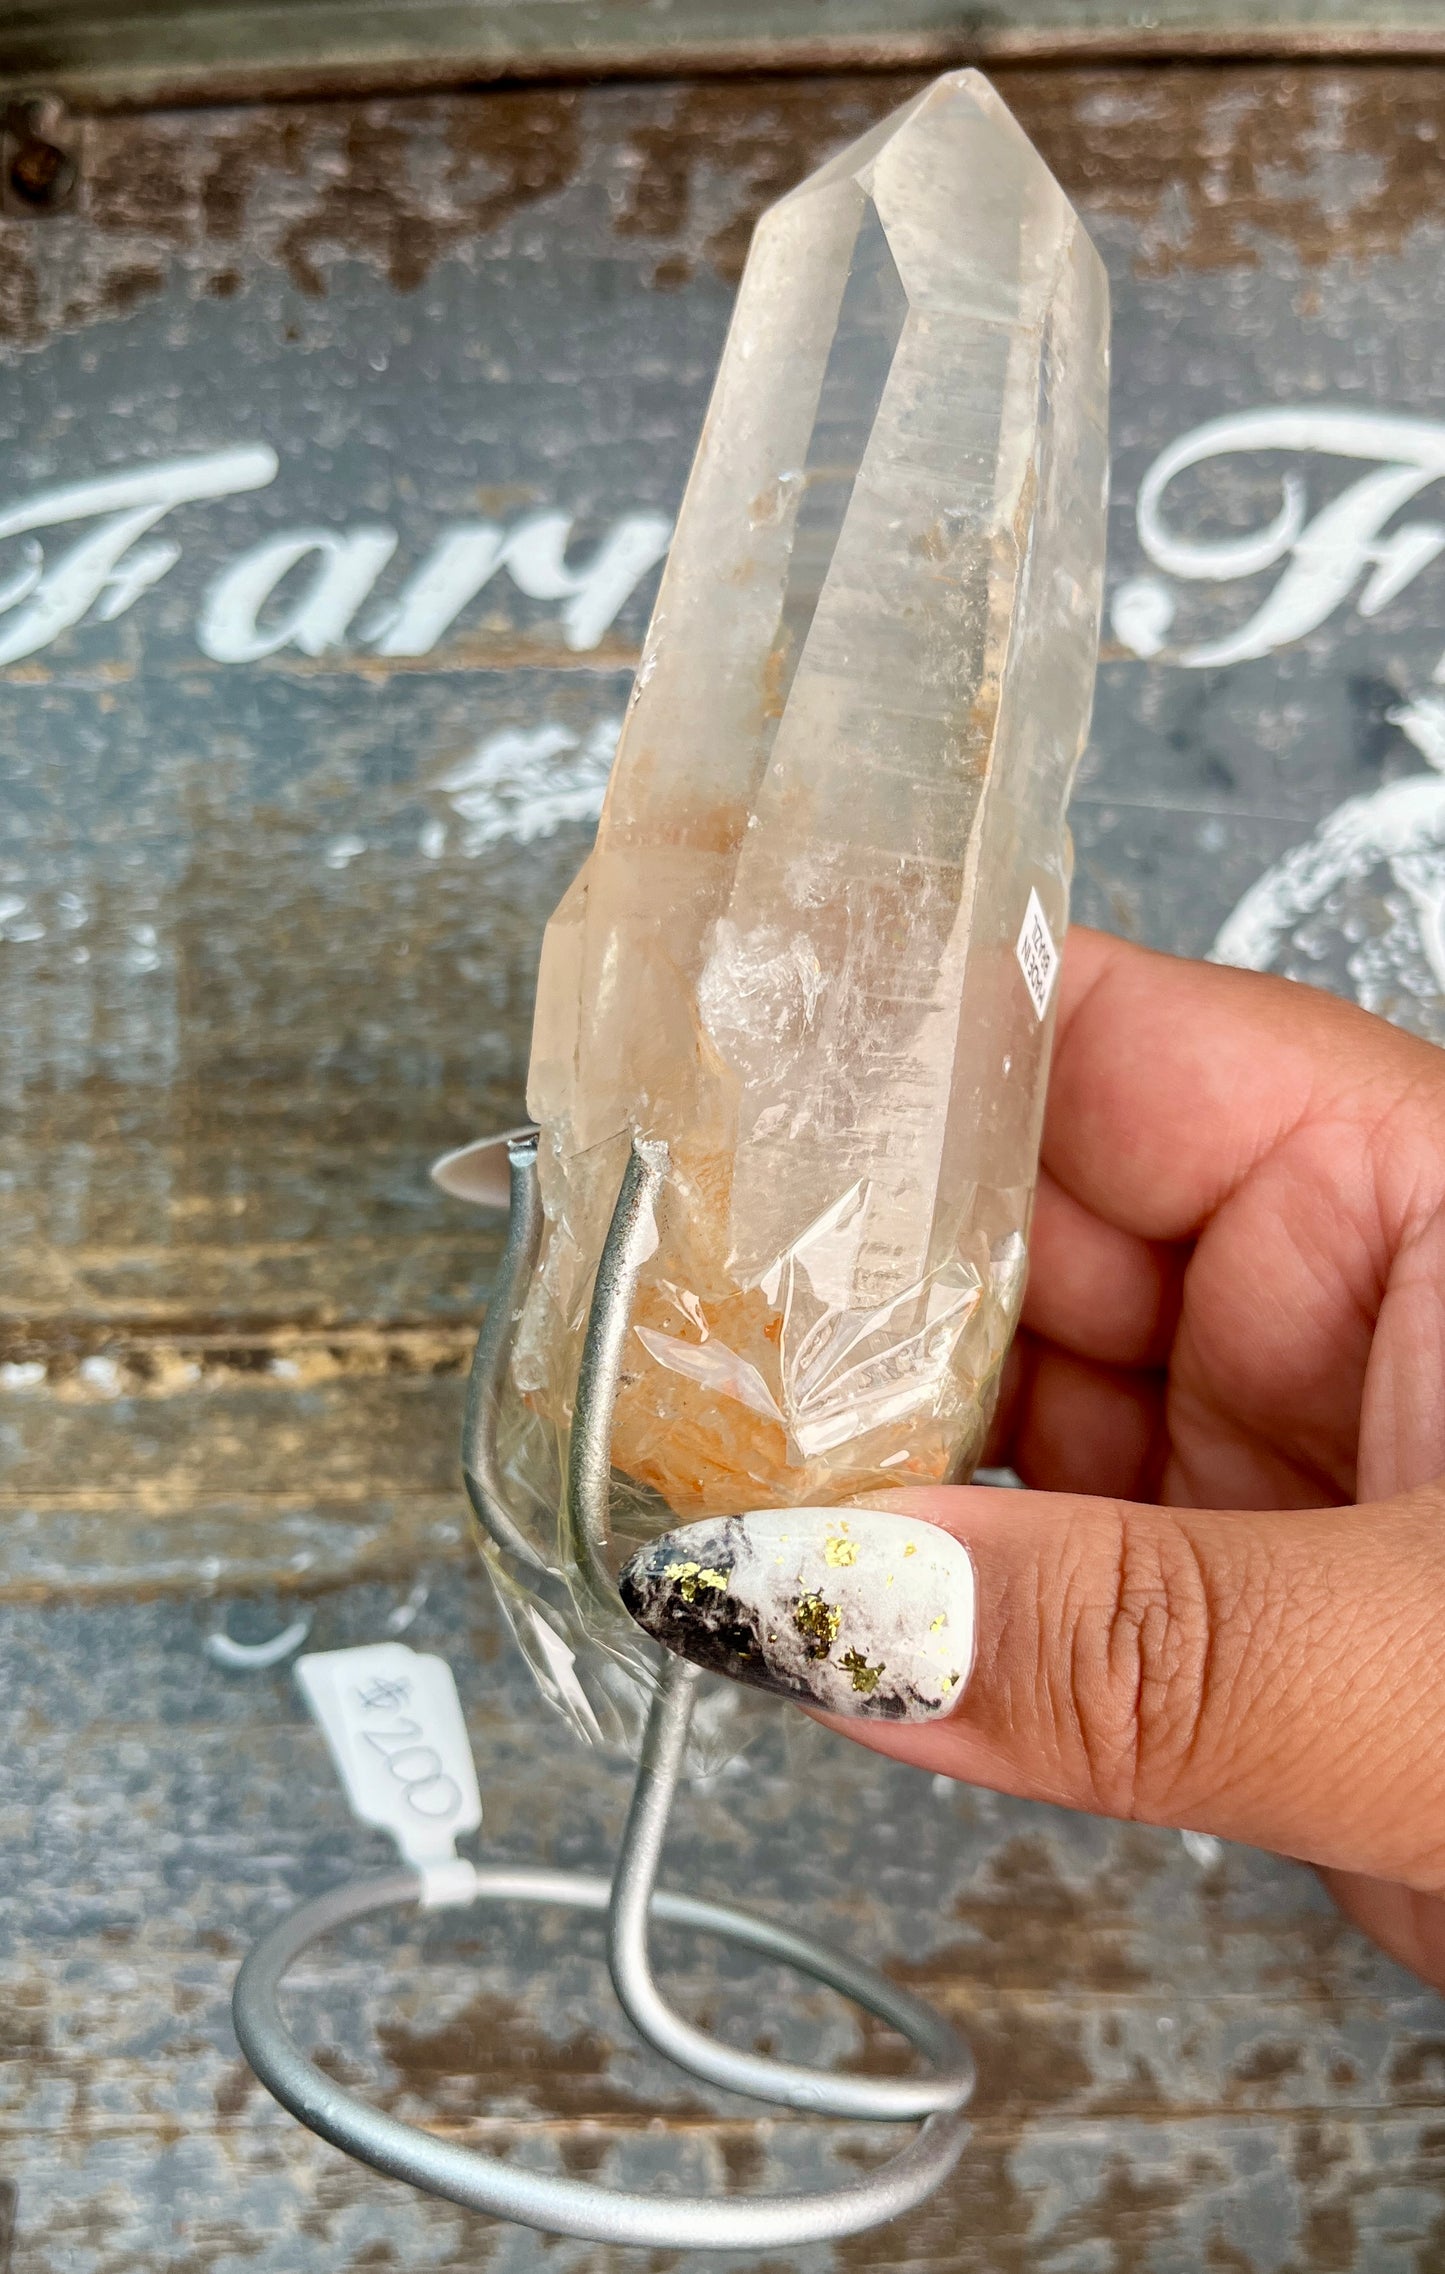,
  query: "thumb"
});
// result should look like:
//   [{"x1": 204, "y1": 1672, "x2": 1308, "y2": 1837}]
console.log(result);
[
  {"x1": 619, "y1": 1488, "x2": 1445, "y2": 1886},
  {"x1": 835, "y1": 1484, "x2": 1445, "y2": 1887}
]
